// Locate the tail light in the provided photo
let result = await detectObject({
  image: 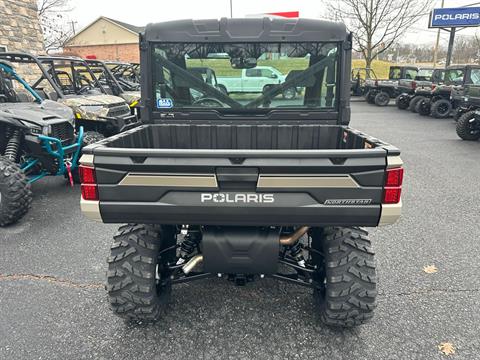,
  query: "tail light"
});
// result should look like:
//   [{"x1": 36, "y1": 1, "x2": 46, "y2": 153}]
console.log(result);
[
  {"x1": 79, "y1": 165, "x2": 98, "y2": 201},
  {"x1": 412, "y1": 81, "x2": 417, "y2": 90},
  {"x1": 383, "y1": 167, "x2": 403, "y2": 204}
]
